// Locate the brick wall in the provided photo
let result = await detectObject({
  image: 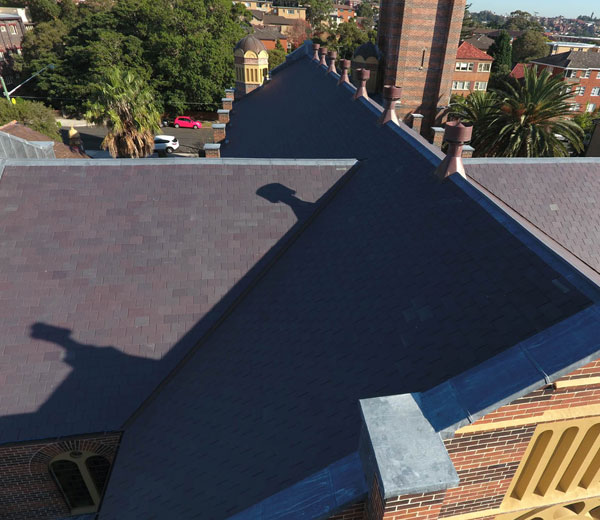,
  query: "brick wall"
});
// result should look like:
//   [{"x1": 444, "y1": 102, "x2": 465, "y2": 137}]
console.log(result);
[
  {"x1": 0, "y1": 432, "x2": 121, "y2": 520},
  {"x1": 360, "y1": 358, "x2": 600, "y2": 520},
  {"x1": 329, "y1": 500, "x2": 367, "y2": 520}
]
